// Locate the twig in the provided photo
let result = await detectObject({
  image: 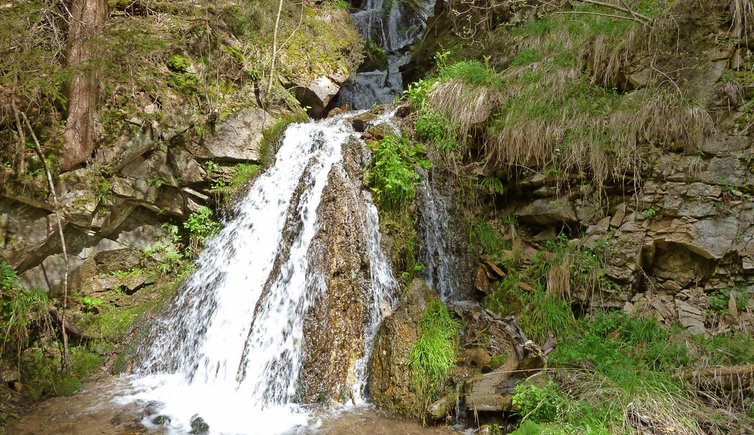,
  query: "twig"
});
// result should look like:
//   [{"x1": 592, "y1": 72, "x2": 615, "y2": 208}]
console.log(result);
[
  {"x1": 553, "y1": 10, "x2": 647, "y2": 25},
  {"x1": 21, "y1": 112, "x2": 70, "y2": 371},
  {"x1": 574, "y1": 0, "x2": 650, "y2": 22}
]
